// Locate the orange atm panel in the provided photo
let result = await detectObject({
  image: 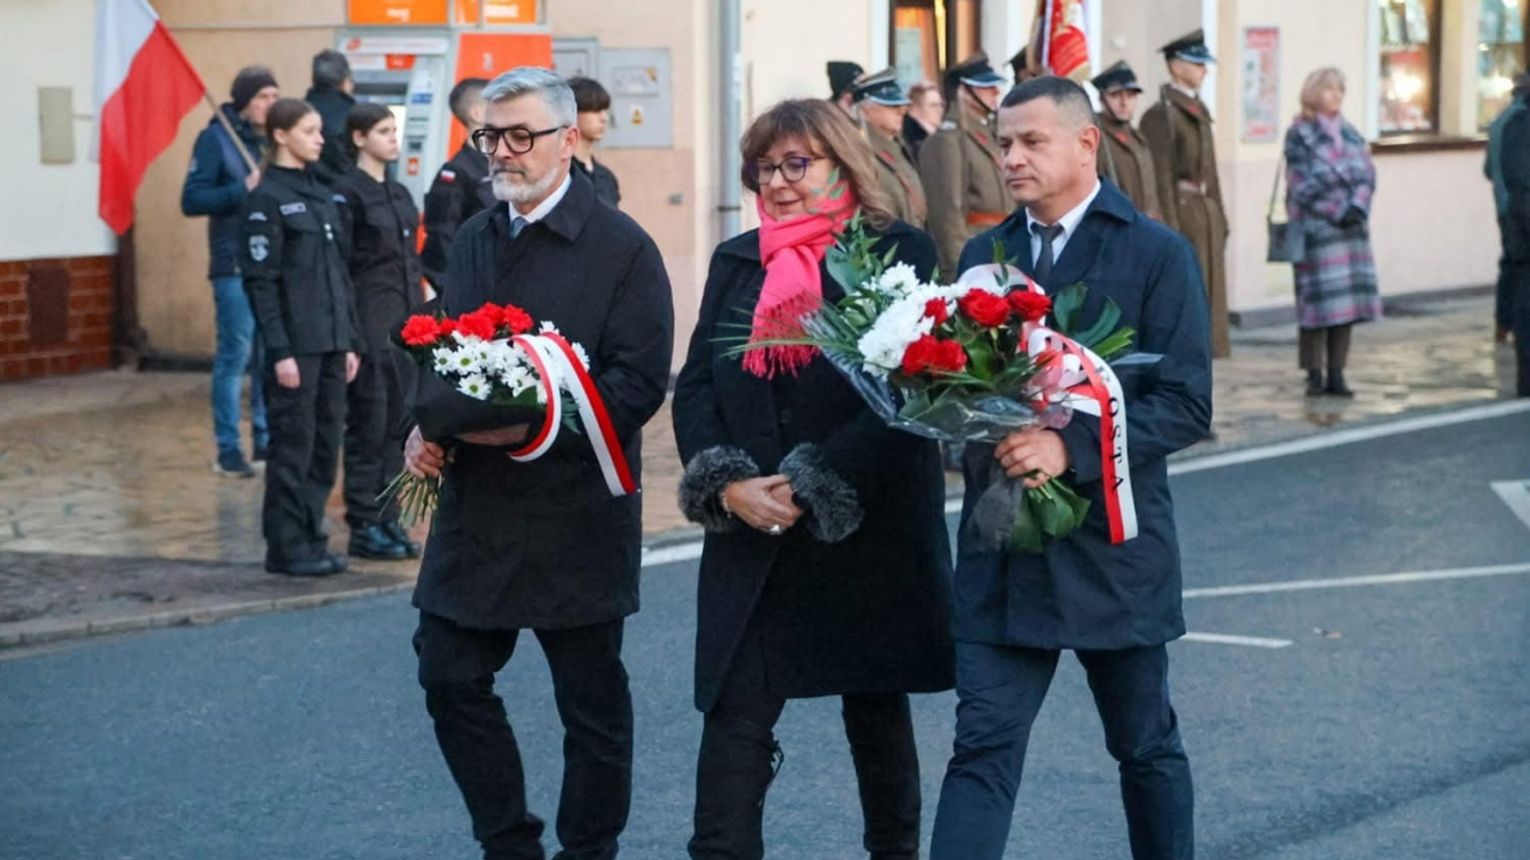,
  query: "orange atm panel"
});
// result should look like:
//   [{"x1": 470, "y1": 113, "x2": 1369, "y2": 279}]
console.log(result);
[{"x1": 447, "y1": 33, "x2": 554, "y2": 156}]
